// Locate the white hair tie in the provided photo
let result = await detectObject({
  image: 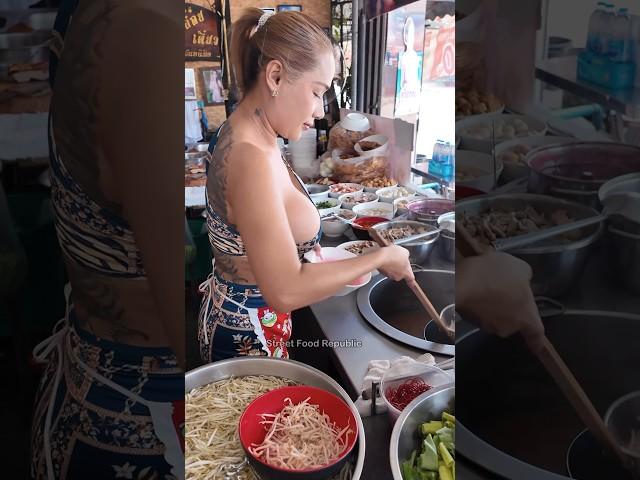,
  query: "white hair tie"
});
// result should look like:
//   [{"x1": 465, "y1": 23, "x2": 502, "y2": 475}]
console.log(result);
[{"x1": 257, "y1": 11, "x2": 274, "y2": 30}]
